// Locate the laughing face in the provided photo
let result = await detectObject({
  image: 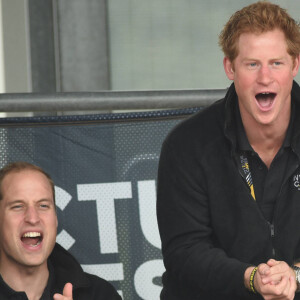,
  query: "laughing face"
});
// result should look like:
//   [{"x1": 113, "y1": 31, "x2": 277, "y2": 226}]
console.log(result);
[
  {"x1": 0, "y1": 169, "x2": 57, "y2": 271},
  {"x1": 224, "y1": 29, "x2": 300, "y2": 128}
]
